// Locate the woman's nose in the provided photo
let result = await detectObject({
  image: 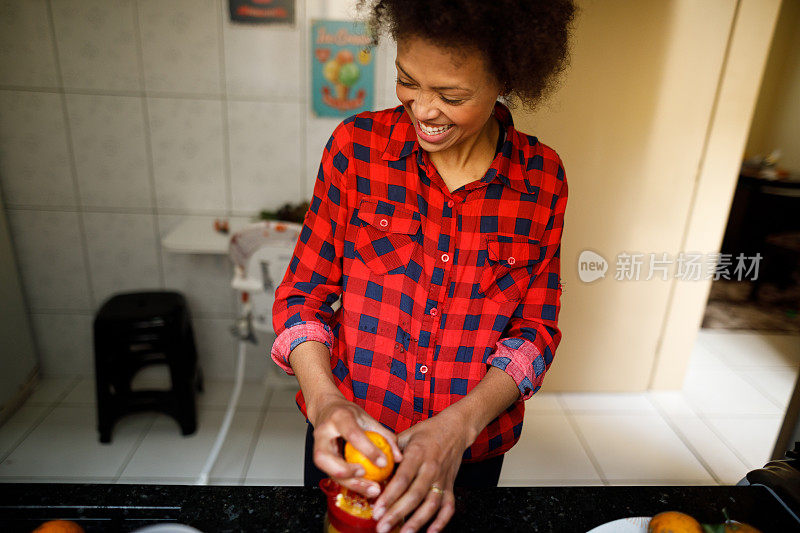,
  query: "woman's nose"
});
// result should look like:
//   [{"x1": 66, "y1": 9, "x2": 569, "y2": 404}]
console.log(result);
[{"x1": 411, "y1": 93, "x2": 440, "y2": 121}]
